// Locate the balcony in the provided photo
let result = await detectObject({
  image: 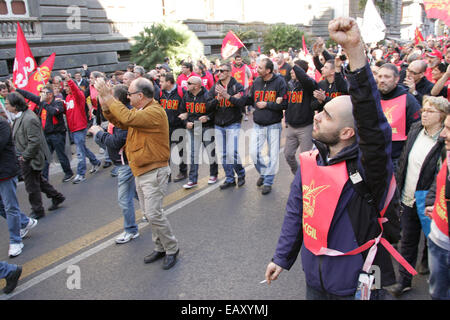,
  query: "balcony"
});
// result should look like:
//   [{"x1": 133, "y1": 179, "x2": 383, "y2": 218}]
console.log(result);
[{"x1": 0, "y1": 18, "x2": 40, "y2": 40}]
